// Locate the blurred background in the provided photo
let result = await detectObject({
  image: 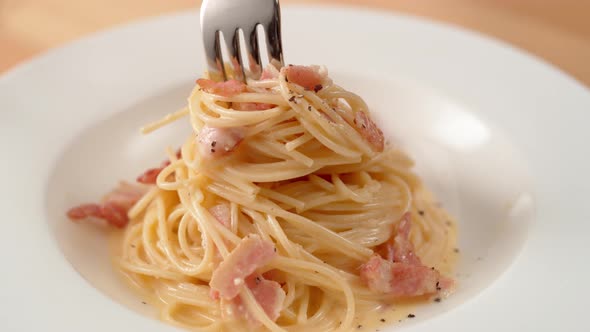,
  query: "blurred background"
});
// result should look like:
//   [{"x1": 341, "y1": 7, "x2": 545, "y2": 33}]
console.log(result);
[{"x1": 1, "y1": 0, "x2": 589, "y2": 86}]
